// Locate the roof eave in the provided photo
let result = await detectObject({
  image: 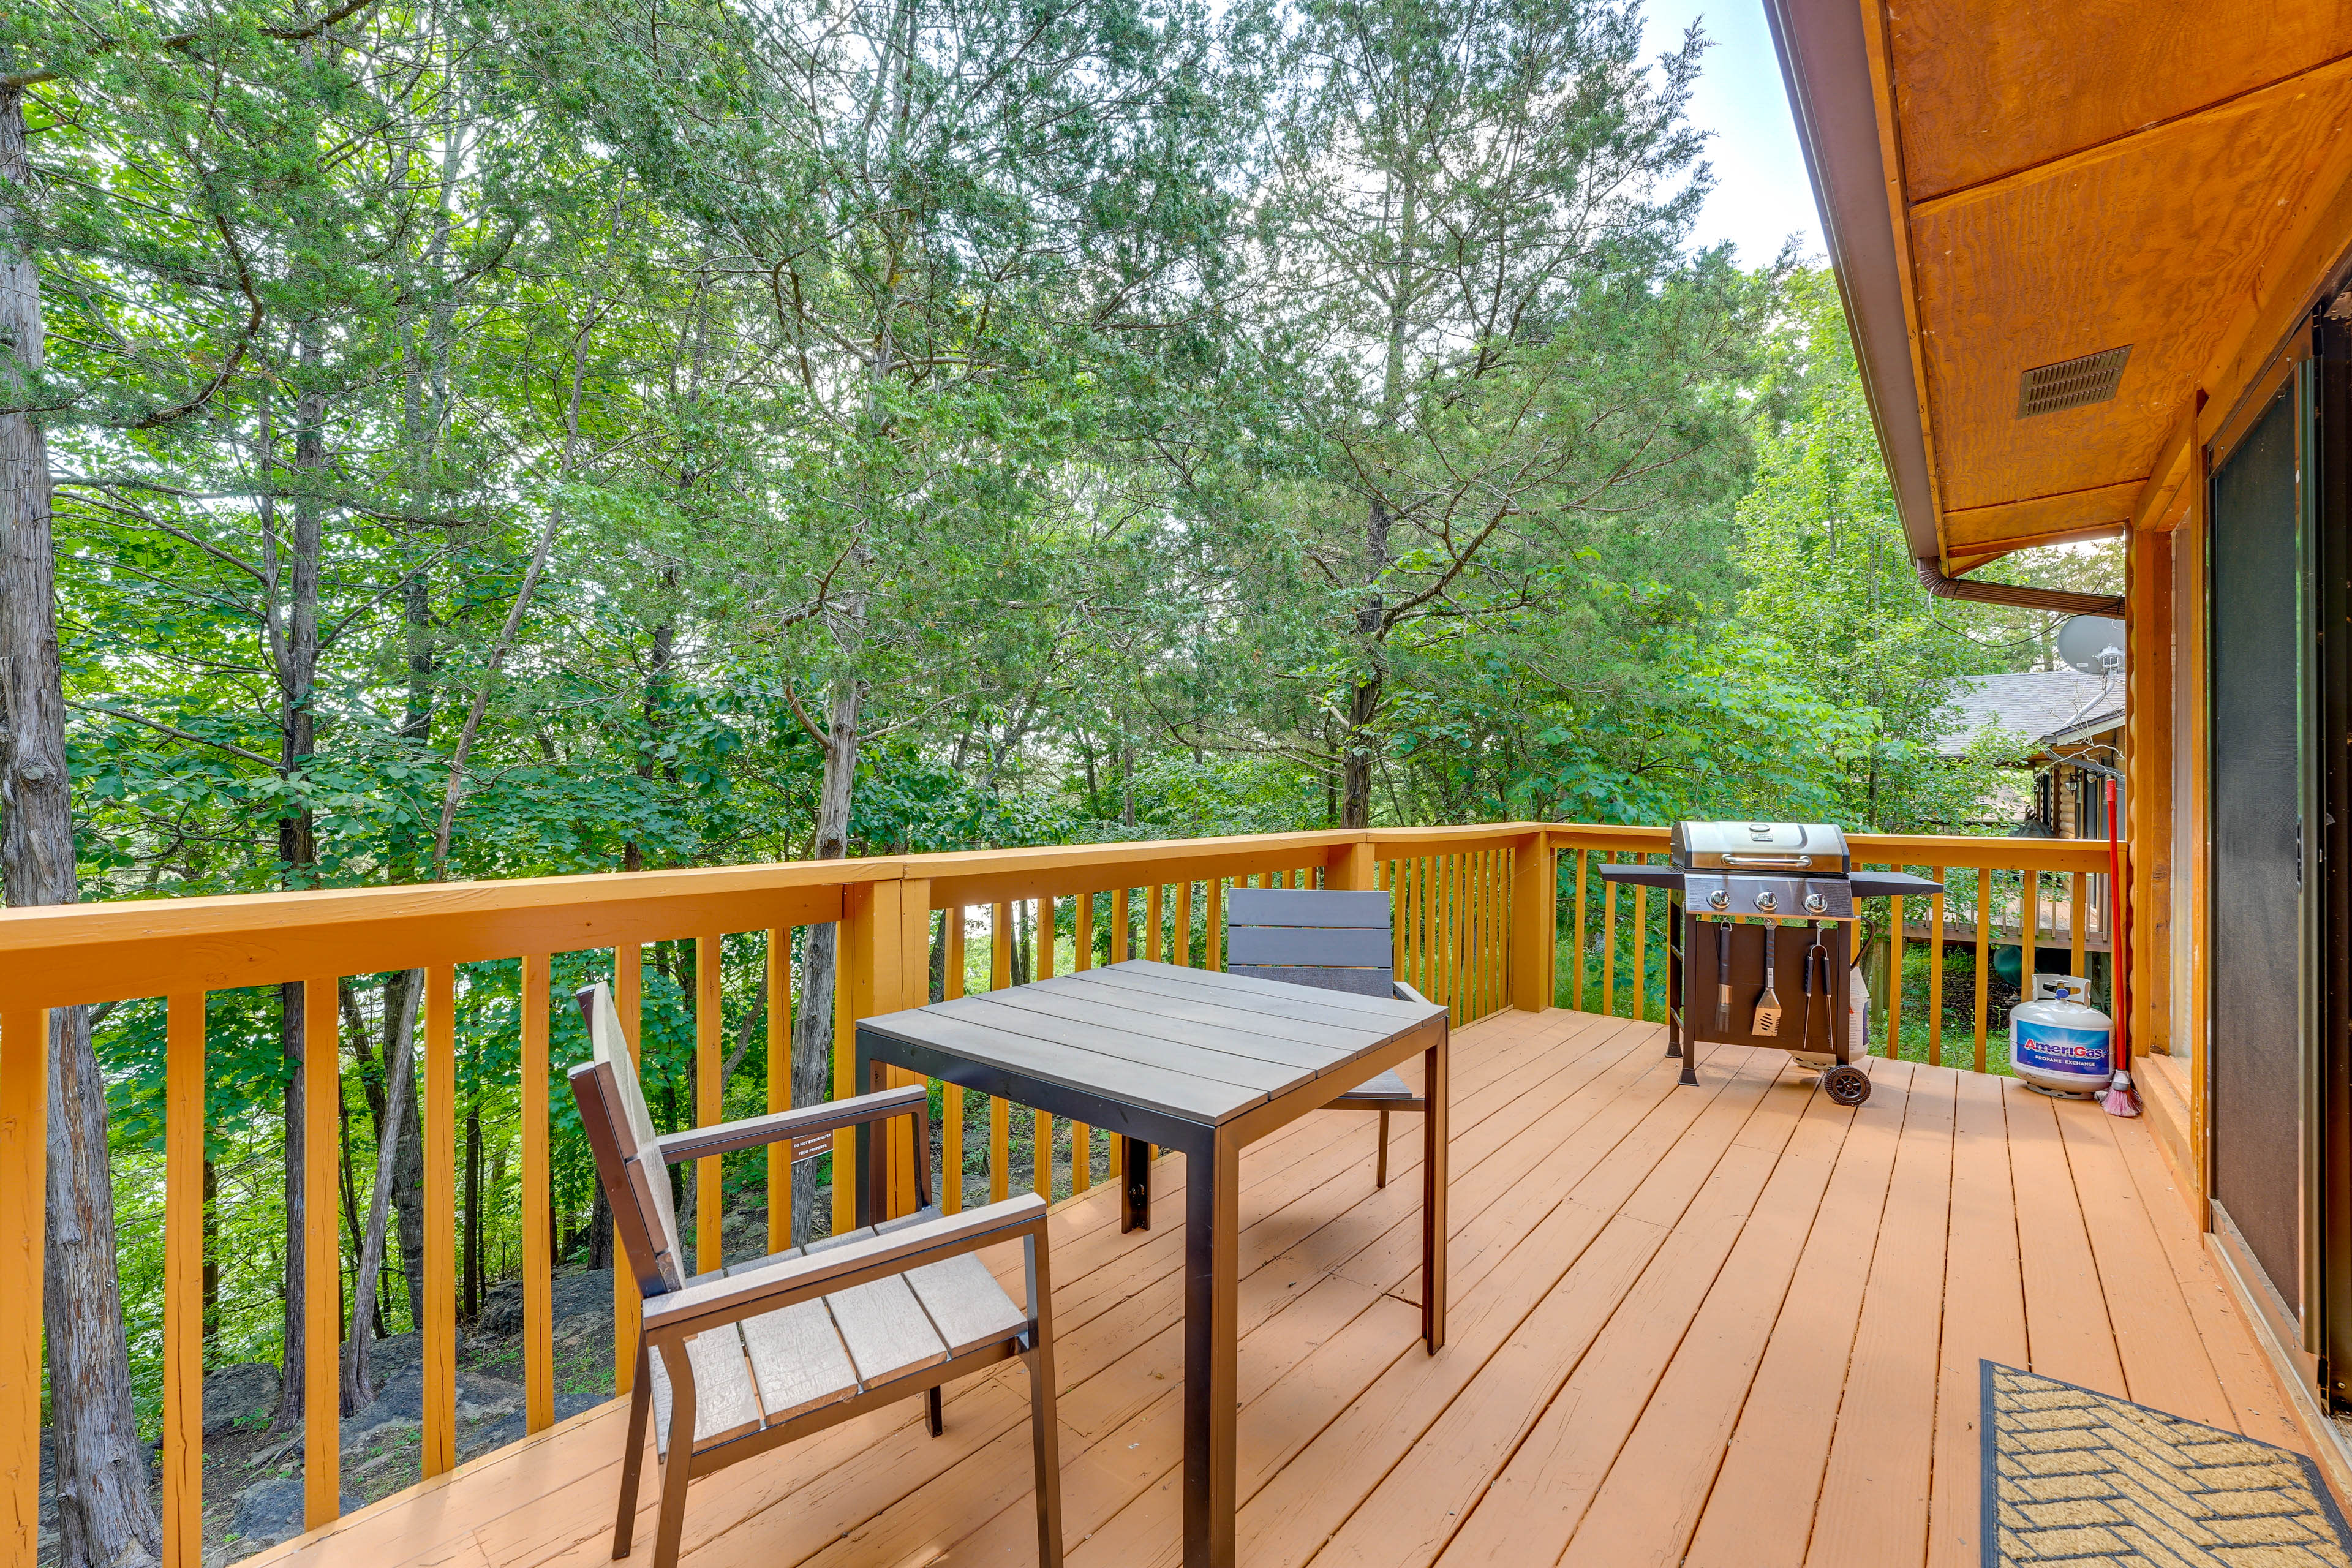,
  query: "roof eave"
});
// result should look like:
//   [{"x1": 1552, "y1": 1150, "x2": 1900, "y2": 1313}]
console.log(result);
[{"x1": 1761, "y1": 0, "x2": 2125, "y2": 617}]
